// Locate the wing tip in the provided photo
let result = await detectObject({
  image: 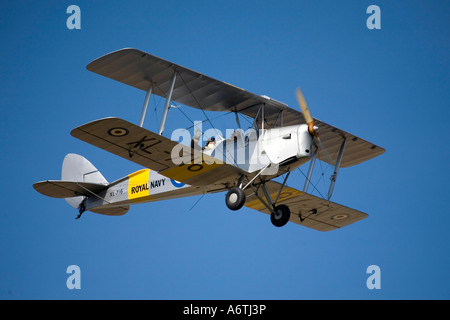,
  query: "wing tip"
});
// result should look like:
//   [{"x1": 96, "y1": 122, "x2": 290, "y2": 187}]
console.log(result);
[{"x1": 86, "y1": 48, "x2": 141, "y2": 71}]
